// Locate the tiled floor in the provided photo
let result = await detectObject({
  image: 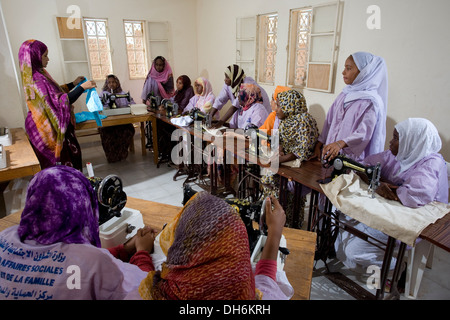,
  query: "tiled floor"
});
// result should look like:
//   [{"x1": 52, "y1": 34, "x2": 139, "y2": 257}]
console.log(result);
[{"x1": 79, "y1": 132, "x2": 450, "y2": 300}]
